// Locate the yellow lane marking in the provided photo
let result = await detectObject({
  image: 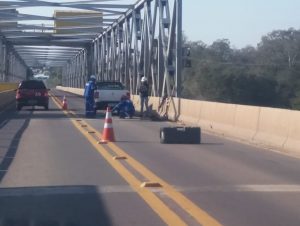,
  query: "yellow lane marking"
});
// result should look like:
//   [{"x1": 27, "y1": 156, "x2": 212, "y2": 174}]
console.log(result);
[
  {"x1": 70, "y1": 118, "x2": 187, "y2": 226},
  {"x1": 50, "y1": 94, "x2": 187, "y2": 226},
  {"x1": 50, "y1": 93, "x2": 223, "y2": 226},
  {"x1": 89, "y1": 124, "x2": 222, "y2": 226}
]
